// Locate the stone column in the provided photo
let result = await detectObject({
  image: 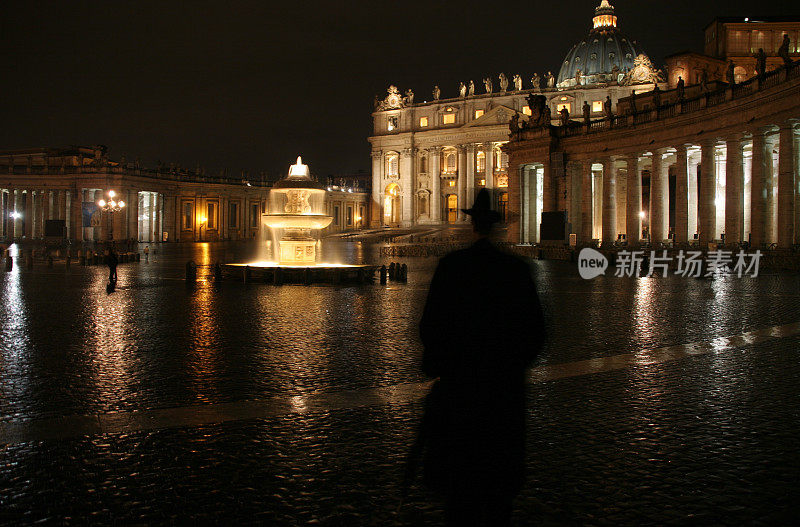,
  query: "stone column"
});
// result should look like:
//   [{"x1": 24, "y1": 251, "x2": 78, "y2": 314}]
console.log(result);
[
  {"x1": 430, "y1": 148, "x2": 442, "y2": 223},
  {"x1": 699, "y1": 140, "x2": 717, "y2": 244},
  {"x1": 40, "y1": 190, "x2": 52, "y2": 238},
  {"x1": 400, "y1": 148, "x2": 414, "y2": 226},
  {"x1": 156, "y1": 193, "x2": 164, "y2": 242},
  {"x1": 484, "y1": 143, "x2": 494, "y2": 189},
  {"x1": 457, "y1": 145, "x2": 467, "y2": 221},
  {"x1": 725, "y1": 135, "x2": 745, "y2": 245},
  {"x1": 580, "y1": 160, "x2": 593, "y2": 243},
  {"x1": 777, "y1": 123, "x2": 797, "y2": 248},
  {"x1": 70, "y1": 189, "x2": 82, "y2": 242},
  {"x1": 370, "y1": 151, "x2": 383, "y2": 227},
  {"x1": 626, "y1": 155, "x2": 641, "y2": 246},
  {"x1": 521, "y1": 166, "x2": 531, "y2": 243},
  {"x1": 674, "y1": 146, "x2": 689, "y2": 244},
  {"x1": 602, "y1": 158, "x2": 617, "y2": 246},
  {"x1": 149, "y1": 193, "x2": 157, "y2": 242},
  {"x1": 58, "y1": 190, "x2": 66, "y2": 222},
  {"x1": 688, "y1": 152, "x2": 700, "y2": 240},
  {"x1": 24, "y1": 190, "x2": 33, "y2": 239},
  {"x1": 765, "y1": 134, "x2": 778, "y2": 244},
  {"x1": 466, "y1": 144, "x2": 476, "y2": 209},
  {"x1": 651, "y1": 149, "x2": 668, "y2": 243},
  {"x1": 8, "y1": 189, "x2": 17, "y2": 239}
]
